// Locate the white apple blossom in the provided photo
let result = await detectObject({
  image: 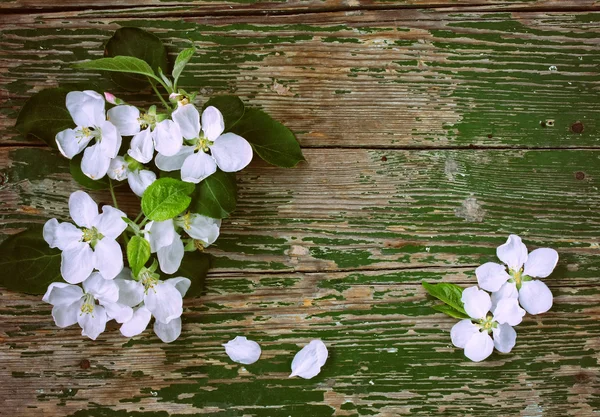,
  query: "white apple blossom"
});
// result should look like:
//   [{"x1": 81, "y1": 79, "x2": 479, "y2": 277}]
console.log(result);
[
  {"x1": 55, "y1": 90, "x2": 122, "y2": 180},
  {"x1": 42, "y1": 273, "x2": 136, "y2": 340},
  {"x1": 43, "y1": 191, "x2": 126, "y2": 284},
  {"x1": 118, "y1": 267, "x2": 191, "y2": 343},
  {"x1": 451, "y1": 286, "x2": 525, "y2": 362},
  {"x1": 143, "y1": 214, "x2": 220, "y2": 274},
  {"x1": 223, "y1": 336, "x2": 262, "y2": 365},
  {"x1": 156, "y1": 104, "x2": 253, "y2": 183},
  {"x1": 290, "y1": 340, "x2": 328, "y2": 379},
  {"x1": 476, "y1": 234, "x2": 558, "y2": 315},
  {"x1": 107, "y1": 156, "x2": 156, "y2": 197},
  {"x1": 107, "y1": 105, "x2": 183, "y2": 162}
]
